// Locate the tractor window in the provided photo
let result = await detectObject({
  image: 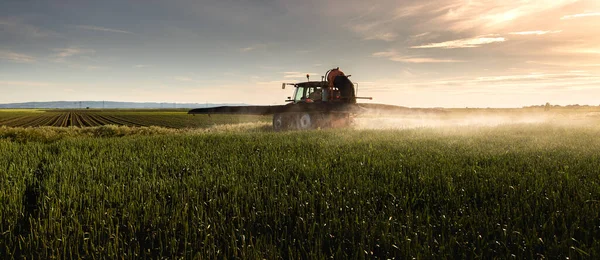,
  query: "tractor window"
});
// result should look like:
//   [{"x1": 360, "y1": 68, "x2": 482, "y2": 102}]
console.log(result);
[{"x1": 294, "y1": 86, "x2": 305, "y2": 102}]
